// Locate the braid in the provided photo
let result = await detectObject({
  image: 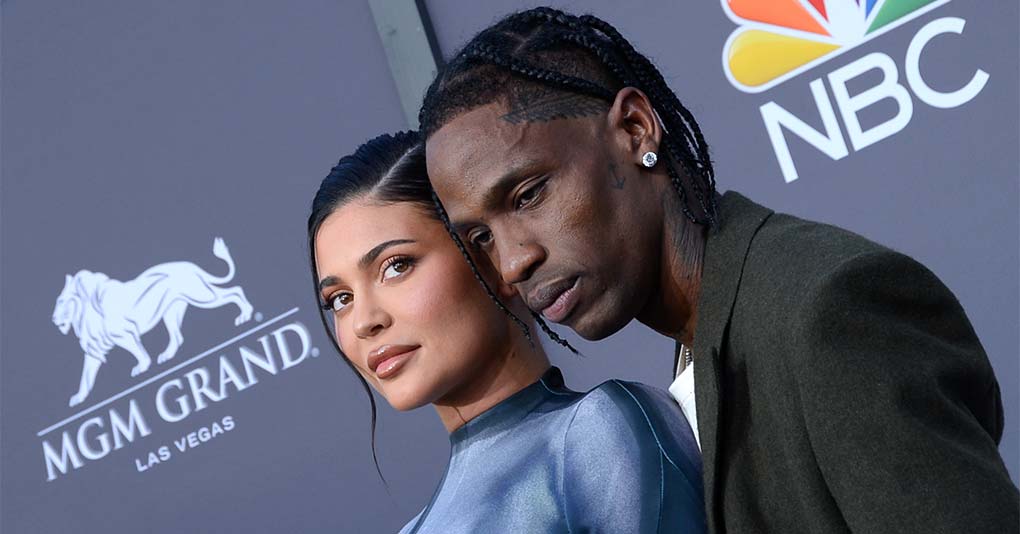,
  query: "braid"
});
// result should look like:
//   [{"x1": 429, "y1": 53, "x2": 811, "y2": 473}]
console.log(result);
[
  {"x1": 531, "y1": 312, "x2": 580, "y2": 355},
  {"x1": 461, "y1": 41, "x2": 615, "y2": 102}
]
